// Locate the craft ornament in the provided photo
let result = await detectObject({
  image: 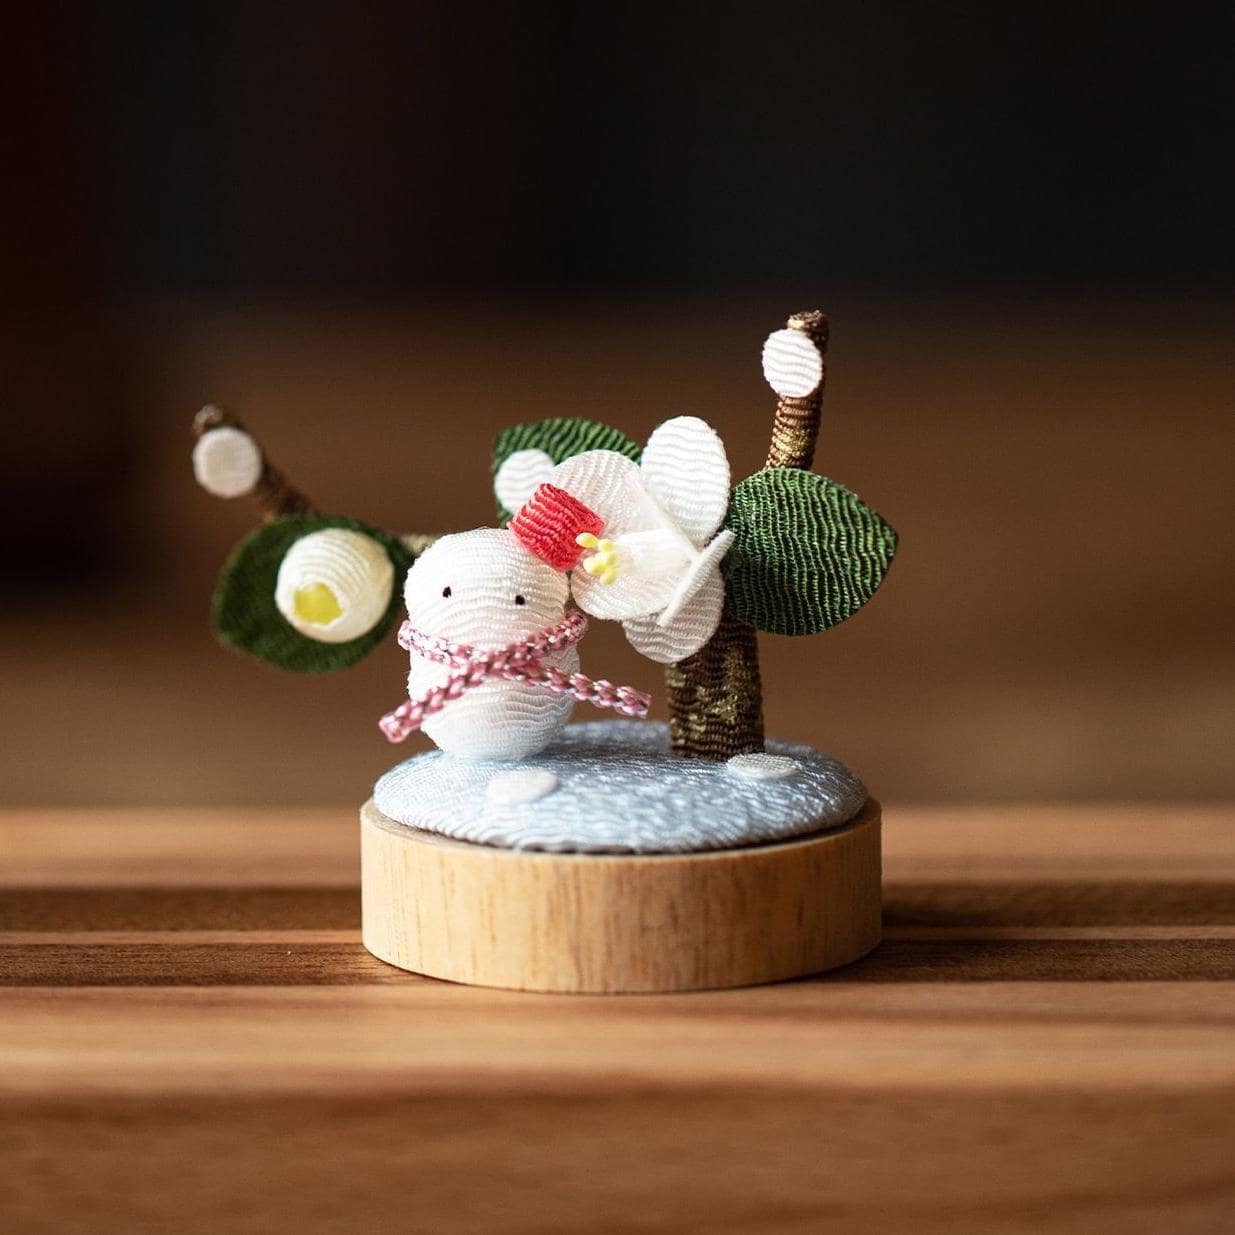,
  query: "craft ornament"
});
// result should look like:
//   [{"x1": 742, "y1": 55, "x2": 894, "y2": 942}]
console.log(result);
[
  {"x1": 379, "y1": 527, "x2": 650, "y2": 759},
  {"x1": 492, "y1": 418, "x2": 642, "y2": 523},
  {"x1": 496, "y1": 416, "x2": 737, "y2": 664},
  {"x1": 393, "y1": 530, "x2": 579, "y2": 759},
  {"x1": 200, "y1": 320, "x2": 897, "y2": 749},
  {"x1": 761, "y1": 327, "x2": 825, "y2": 399},
  {"x1": 723, "y1": 468, "x2": 898, "y2": 637},
  {"x1": 192, "y1": 404, "x2": 313, "y2": 519},
  {"x1": 274, "y1": 527, "x2": 394, "y2": 644},
  {"x1": 192, "y1": 425, "x2": 263, "y2": 498},
  {"x1": 192, "y1": 310, "x2": 898, "y2": 992},
  {"x1": 211, "y1": 513, "x2": 414, "y2": 673},
  {"x1": 491, "y1": 410, "x2": 897, "y2": 658},
  {"x1": 493, "y1": 448, "x2": 555, "y2": 517}
]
